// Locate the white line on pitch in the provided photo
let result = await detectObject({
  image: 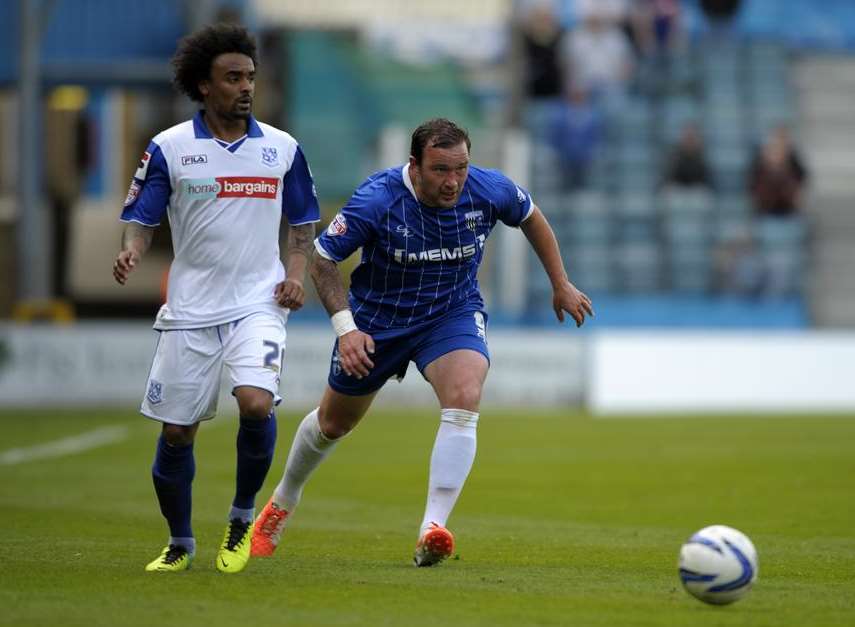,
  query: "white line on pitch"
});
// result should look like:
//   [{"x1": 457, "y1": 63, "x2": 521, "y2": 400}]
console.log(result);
[{"x1": 0, "y1": 426, "x2": 130, "y2": 466}]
